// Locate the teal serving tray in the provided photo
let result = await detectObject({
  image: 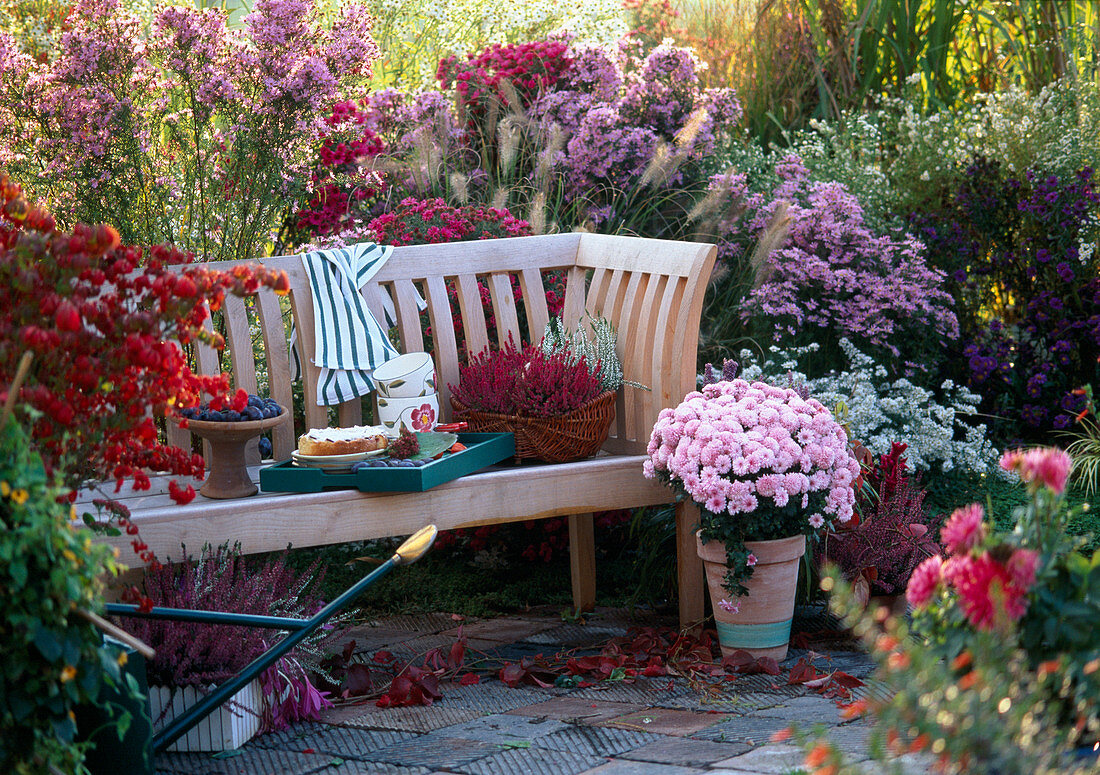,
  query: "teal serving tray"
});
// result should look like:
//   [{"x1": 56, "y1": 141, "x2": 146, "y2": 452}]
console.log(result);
[{"x1": 259, "y1": 433, "x2": 515, "y2": 493}]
